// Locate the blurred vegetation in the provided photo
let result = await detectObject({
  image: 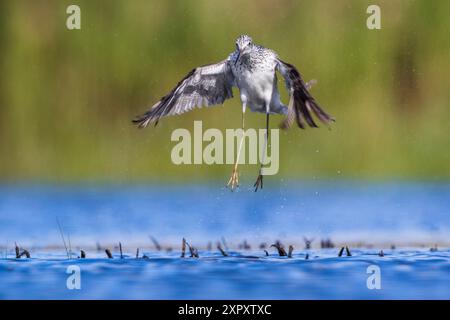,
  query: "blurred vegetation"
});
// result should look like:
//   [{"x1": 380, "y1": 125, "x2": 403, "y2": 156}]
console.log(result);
[{"x1": 0, "y1": 0, "x2": 449, "y2": 183}]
